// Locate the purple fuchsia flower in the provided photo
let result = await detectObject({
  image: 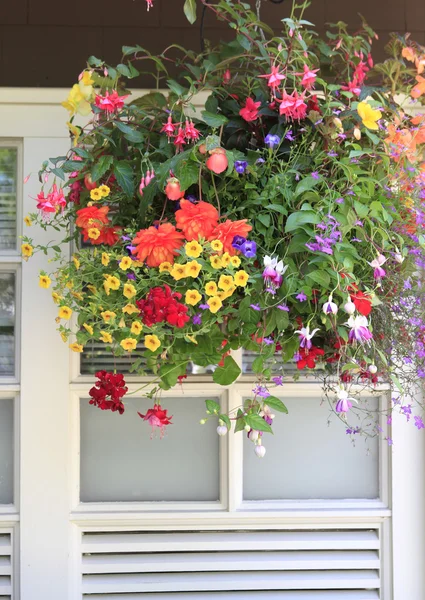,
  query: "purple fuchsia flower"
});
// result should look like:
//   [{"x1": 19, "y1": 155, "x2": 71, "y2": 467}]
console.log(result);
[
  {"x1": 262, "y1": 255, "x2": 287, "y2": 294},
  {"x1": 295, "y1": 325, "x2": 320, "y2": 350},
  {"x1": 335, "y1": 387, "x2": 355, "y2": 414},
  {"x1": 346, "y1": 315, "x2": 373, "y2": 344},
  {"x1": 235, "y1": 160, "x2": 248, "y2": 174},
  {"x1": 265, "y1": 134, "x2": 281, "y2": 148},
  {"x1": 368, "y1": 253, "x2": 386, "y2": 279},
  {"x1": 323, "y1": 295, "x2": 338, "y2": 315}
]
